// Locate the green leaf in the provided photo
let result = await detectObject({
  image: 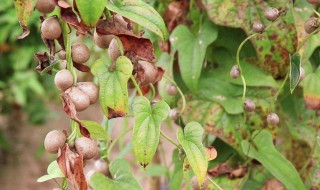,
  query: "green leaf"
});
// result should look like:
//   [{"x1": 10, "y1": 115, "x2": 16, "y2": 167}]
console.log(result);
[
  {"x1": 81, "y1": 120, "x2": 110, "y2": 140},
  {"x1": 241, "y1": 130, "x2": 307, "y2": 190},
  {"x1": 90, "y1": 159, "x2": 142, "y2": 190},
  {"x1": 92, "y1": 57, "x2": 133, "y2": 118},
  {"x1": 171, "y1": 21, "x2": 218, "y2": 91},
  {"x1": 169, "y1": 149, "x2": 183, "y2": 190},
  {"x1": 75, "y1": 0, "x2": 106, "y2": 27},
  {"x1": 106, "y1": 0, "x2": 167, "y2": 40},
  {"x1": 290, "y1": 53, "x2": 301, "y2": 93},
  {"x1": 177, "y1": 122, "x2": 208, "y2": 186},
  {"x1": 132, "y1": 96, "x2": 170, "y2": 167},
  {"x1": 37, "y1": 161, "x2": 64, "y2": 182},
  {"x1": 13, "y1": 0, "x2": 35, "y2": 38}
]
